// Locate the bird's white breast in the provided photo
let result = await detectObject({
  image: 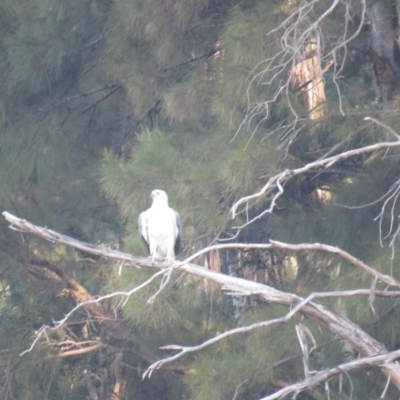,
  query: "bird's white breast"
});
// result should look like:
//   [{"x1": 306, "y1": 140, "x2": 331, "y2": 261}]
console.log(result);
[
  {"x1": 147, "y1": 208, "x2": 176, "y2": 239},
  {"x1": 146, "y1": 206, "x2": 177, "y2": 259}
]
